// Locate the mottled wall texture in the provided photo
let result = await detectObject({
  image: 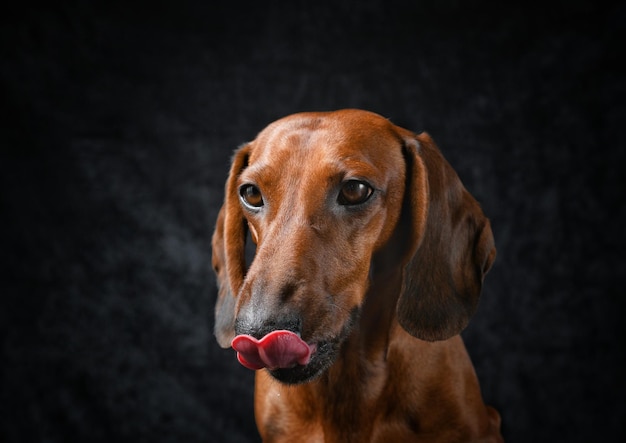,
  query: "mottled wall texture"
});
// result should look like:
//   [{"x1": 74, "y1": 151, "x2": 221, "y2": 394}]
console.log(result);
[{"x1": 1, "y1": 1, "x2": 624, "y2": 442}]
